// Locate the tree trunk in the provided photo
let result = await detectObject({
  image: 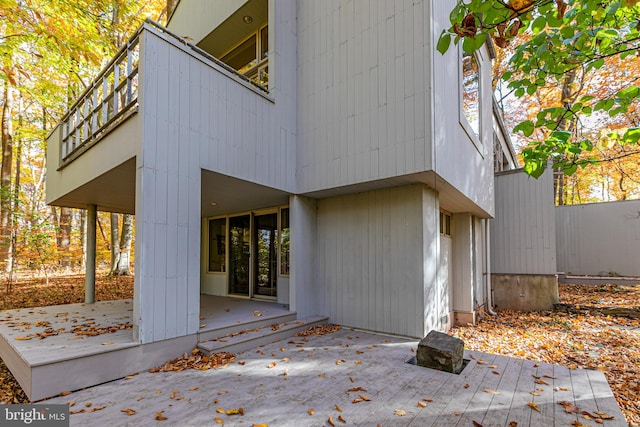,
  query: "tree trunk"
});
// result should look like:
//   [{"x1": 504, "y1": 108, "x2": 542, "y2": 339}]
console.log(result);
[
  {"x1": 1, "y1": 80, "x2": 14, "y2": 267},
  {"x1": 110, "y1": 213, "x2": 132, "y2": 276},
  {"x1": 553, "y1": 69, "x2": 580, "y2": 206},
  {"x1": 110, "y1": 212, "x2": 120, "y2": 275},
  {"x1": 114, "y1": 214, "x2": 132, "y2": 276},
  {"x1": 59, "y1": 207, "x2": 72, "y2": 268}
]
